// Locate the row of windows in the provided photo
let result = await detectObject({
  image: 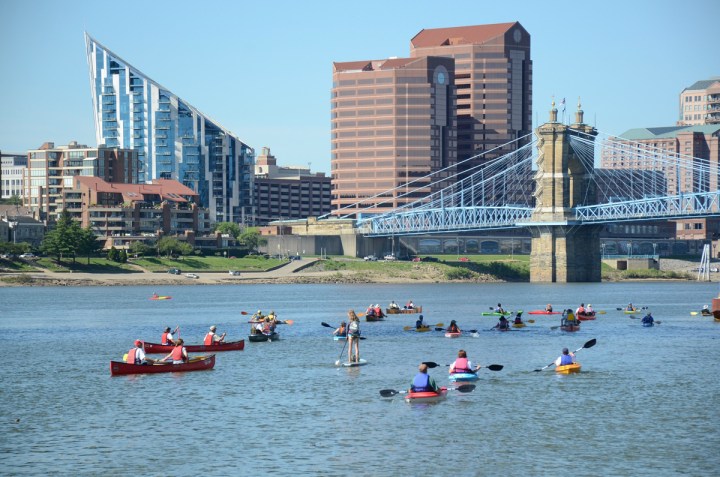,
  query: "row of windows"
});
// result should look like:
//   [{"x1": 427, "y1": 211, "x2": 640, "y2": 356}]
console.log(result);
[{"x1": 683, "y1": 104, "x2": 714, "y2": 111}]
